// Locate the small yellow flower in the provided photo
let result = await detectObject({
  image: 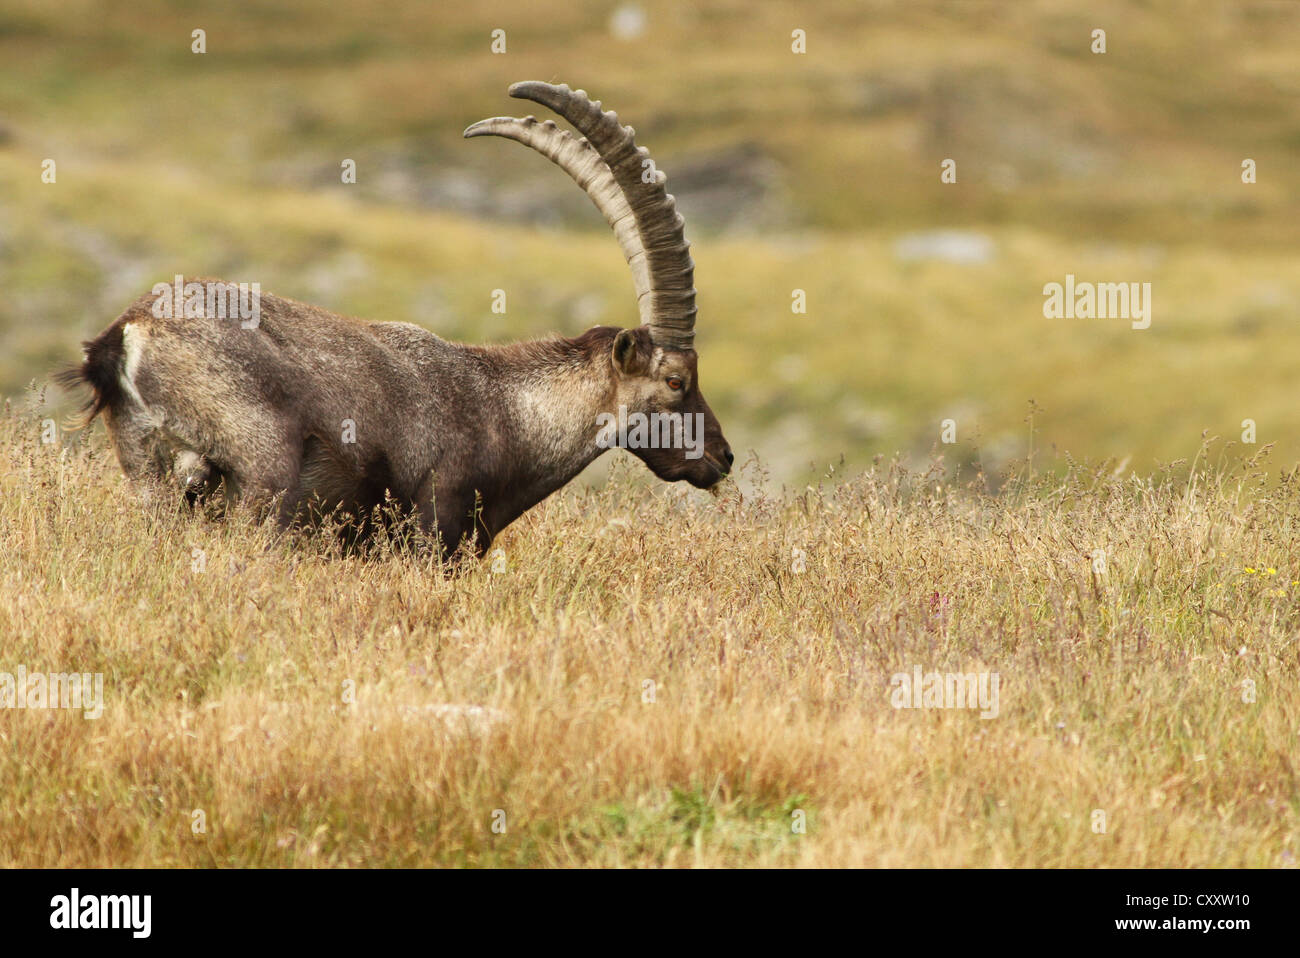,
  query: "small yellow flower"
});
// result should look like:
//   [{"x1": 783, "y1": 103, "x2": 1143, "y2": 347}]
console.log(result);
[
  {"x1": 1244, "y1": 567, "x2": 1257, "y2": 574},
  {"x1": 1267, "y1": 568, "x2": 1278, "y2": 576}
]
